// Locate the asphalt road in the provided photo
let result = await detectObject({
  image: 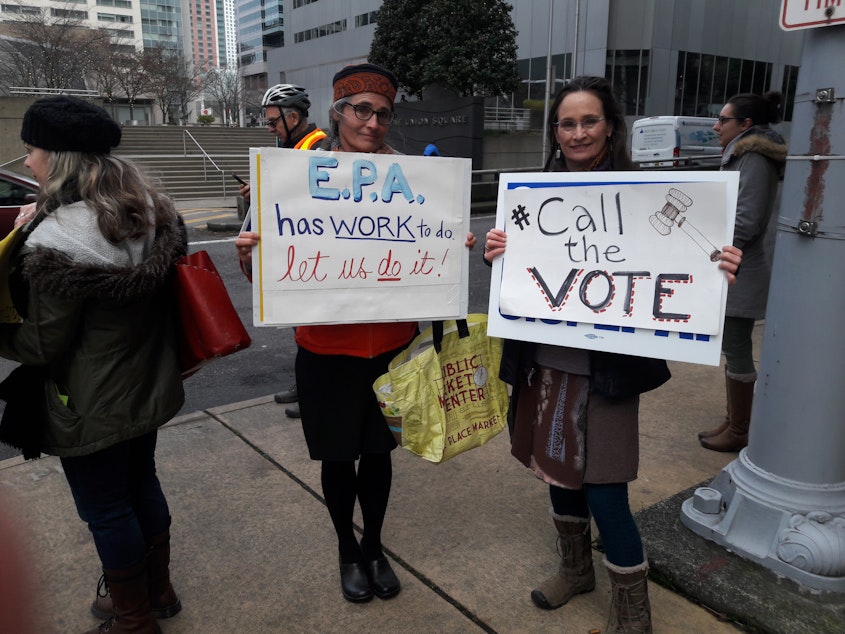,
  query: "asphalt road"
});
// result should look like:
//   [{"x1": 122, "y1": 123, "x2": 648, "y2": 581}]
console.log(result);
[{"x1": 0, "y1": 214, "x2": 496, "y2": 460}]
